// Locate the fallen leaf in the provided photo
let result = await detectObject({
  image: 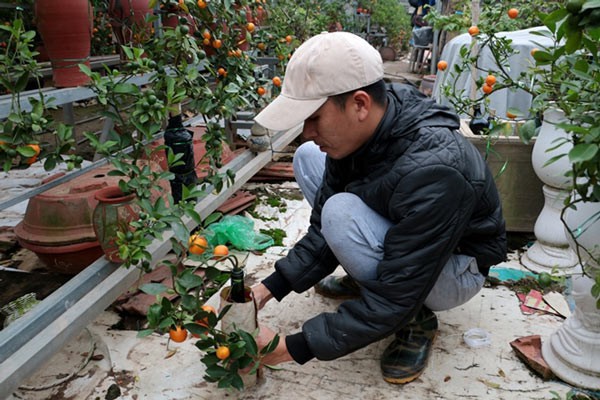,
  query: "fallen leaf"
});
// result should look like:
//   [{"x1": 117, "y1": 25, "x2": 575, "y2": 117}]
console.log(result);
[
  {"x1": 165, "y1": 349, "x2": 178, "y2": 359},
  {"x1": 264, "y1": 364, "x2": 283, "y2": 370},
  {"x1": 478, "y1": 377, "x2": 501, "y2": 389}
]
